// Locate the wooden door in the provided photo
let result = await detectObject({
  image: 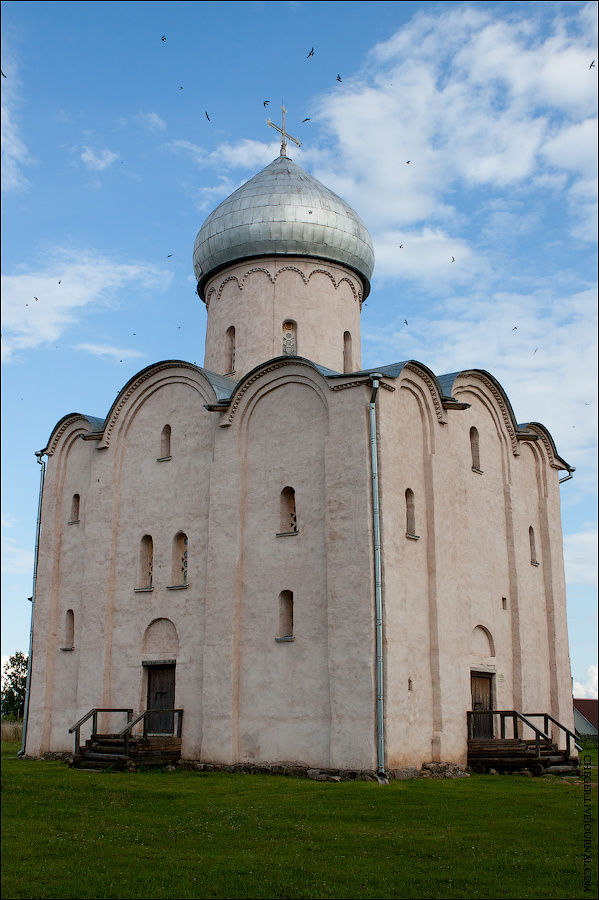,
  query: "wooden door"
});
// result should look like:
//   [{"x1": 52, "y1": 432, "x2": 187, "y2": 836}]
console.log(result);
[
  {"x1": 146, "y1": 665, "x2": 175, "y2": 734},
  {"x1": 471, "y1": 674, "x2": 493, "y2": 739}
]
